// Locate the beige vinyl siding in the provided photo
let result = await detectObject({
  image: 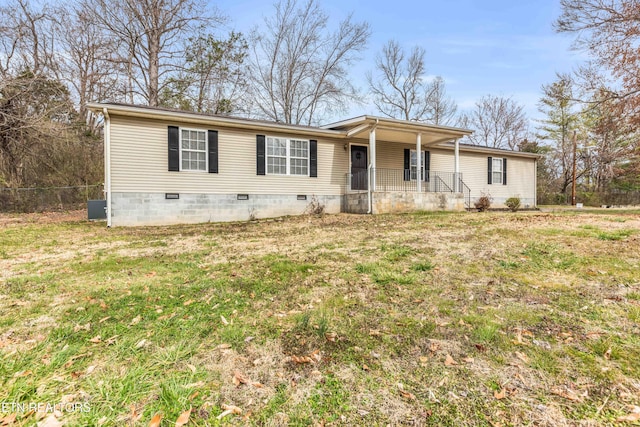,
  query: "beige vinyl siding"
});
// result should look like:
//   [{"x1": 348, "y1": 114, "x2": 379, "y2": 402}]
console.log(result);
[
  {"x1": 110, "y1": 116, "x2": 348, "y2": 195},
  {"x1": 461, "y1": 153, "x2": 535, "y2": 203},
  {"x1": 347, "y1": 140, "x2": 536, "y2": 205}
]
